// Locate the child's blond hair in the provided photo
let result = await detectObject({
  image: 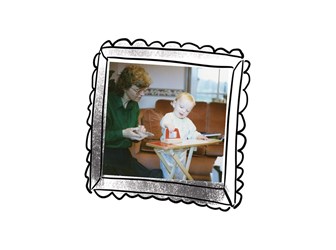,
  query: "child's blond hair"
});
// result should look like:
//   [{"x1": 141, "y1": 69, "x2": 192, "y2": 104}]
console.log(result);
[{"x1": 175, "y1": 92, "x2": 196, "y2": 105}]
